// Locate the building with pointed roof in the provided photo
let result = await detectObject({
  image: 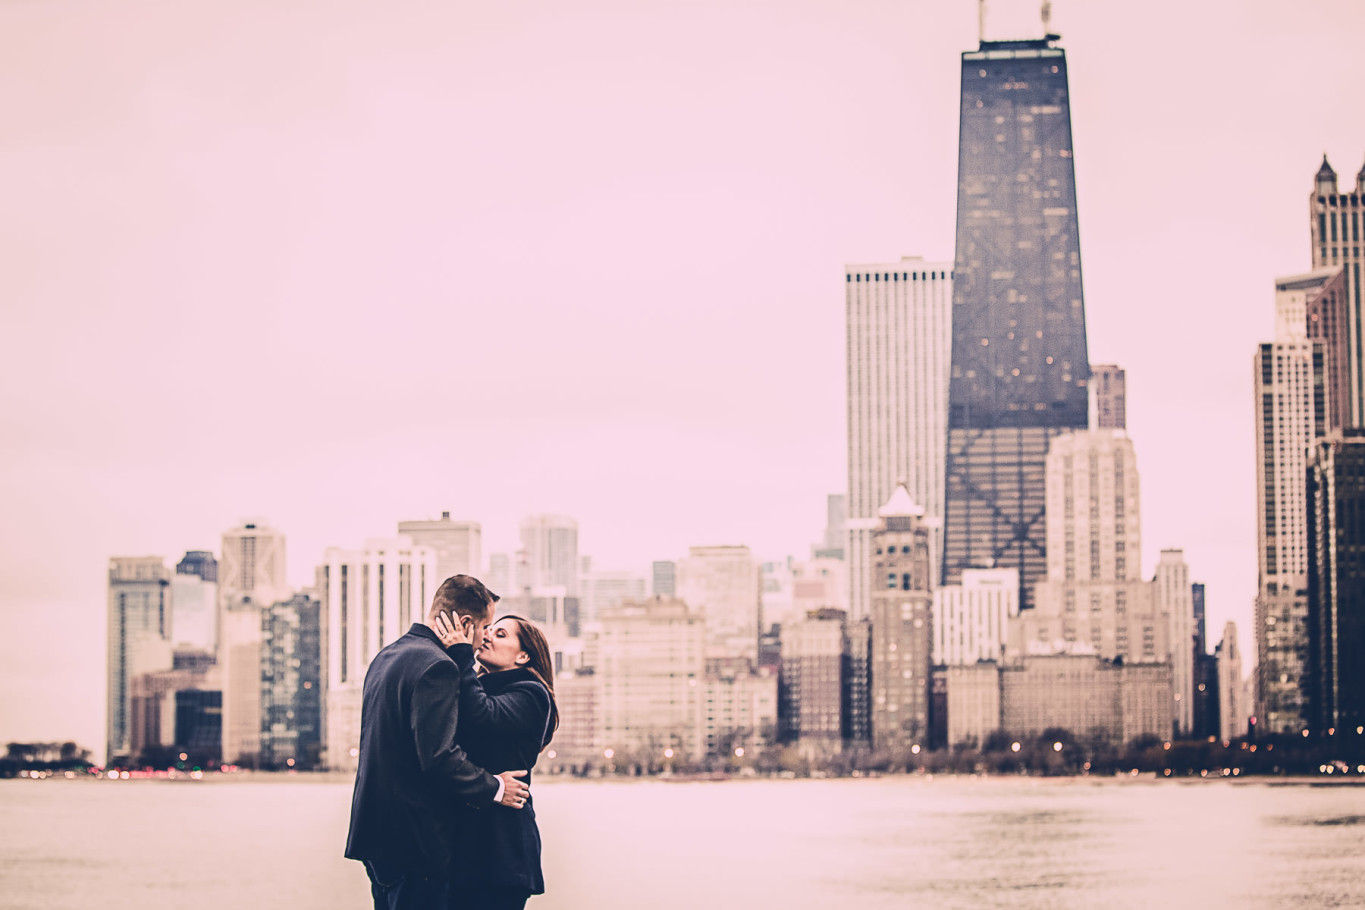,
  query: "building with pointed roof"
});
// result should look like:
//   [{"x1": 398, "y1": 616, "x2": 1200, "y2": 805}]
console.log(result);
[
  {"x1": 868, "y1": 484, "x2": 934, "y2": 754},
  {"x1": 1310, "y1": 154, "x2": 1365, "y2": 426}
]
